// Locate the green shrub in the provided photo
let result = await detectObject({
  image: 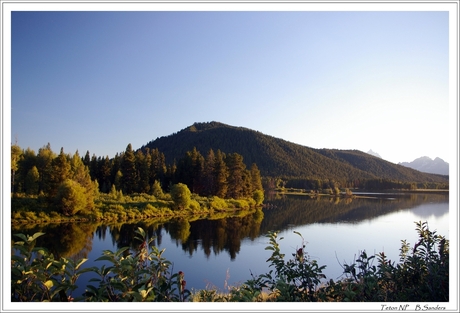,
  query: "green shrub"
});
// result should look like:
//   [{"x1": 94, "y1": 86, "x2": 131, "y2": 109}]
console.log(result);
[
  {"x1": 209, "y1": 196, "x2": 228, "y2": 210},
  {"x1": 253, "y1": 190, "x2": 264, "y2": 205},
  {"x1": 188, "y1": 199, "x2": 201, "y2": 211},
  {"x1": 84, "y1": 227, "x2": 190, "y2": 302},
  {"x1": 11, "y1": 232, "x2": 91, "y2": 301},
  {"x1": 54, "y1": 179, "x2": 88, "y2": 216},
  {"x1": 23, "y1": 211, "x2": 38, "y2": 221}
]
